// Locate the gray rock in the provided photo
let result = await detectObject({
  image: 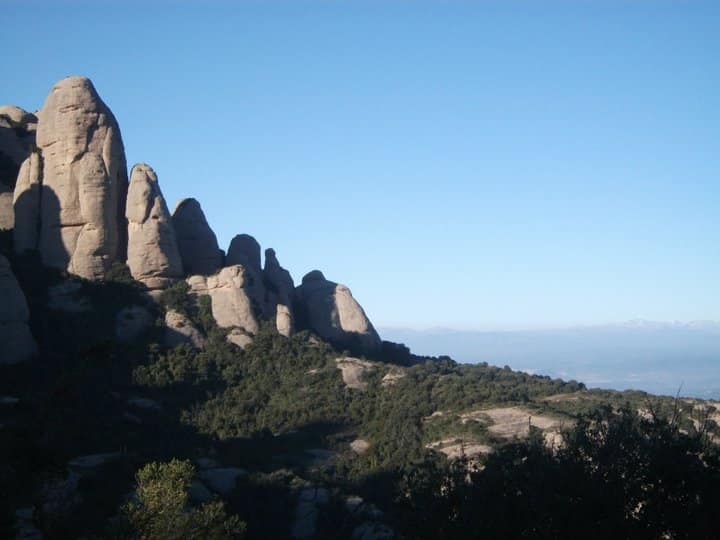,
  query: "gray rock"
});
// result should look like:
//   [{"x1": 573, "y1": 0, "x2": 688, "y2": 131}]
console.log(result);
[
  {"x1": 227, "y1": 328, "x2": 253, "y2": 349},
  {"x1": 264, "y1": 248, "x2": 295, "y2": 303},
  {"x1": 0, "y1": 105, "x2": 38, "y2": 126},
  {"x1": 25, "y1": 76, "x2": 128, "y2": 280},
  {"x1": 164, "y1": 309, "x2": 205, "y2": 349},
  {"x1": 0, "y1": 105, "x2": 36, "y2": 231},
  {"x1": 275, "y1": 303, "x2": 294, "y2": 338},
  {"x1": 198, "y1": 467, "x2": 247, "y2": 495},
  {"x1": 264, "y1": 248, "x2": 296, "y2": 337},
  {"x1": 172, "y1": 198, "x2": 223, "y2": 275},
  {"x1": 126, "y1": 164, "x2": 183, "y2": 289},
  {"x1": 12, "y1": 151, "x2": 42, "y2": 252},
  {"x1": 115, "y1": 305, "x2": 153, "y2": 343},
  {"x1": 0, "y1": 254, "x2": 37, "y2": 364},
  {"x1": 226, "y1": 234, "x2": 261, "y2": 275},
  {"x1": 187, "y1": 265, "x2": 260, "y2": 334},
  {"x1": 295, "y1": 271, "x2": 381, "y2": 353}
]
